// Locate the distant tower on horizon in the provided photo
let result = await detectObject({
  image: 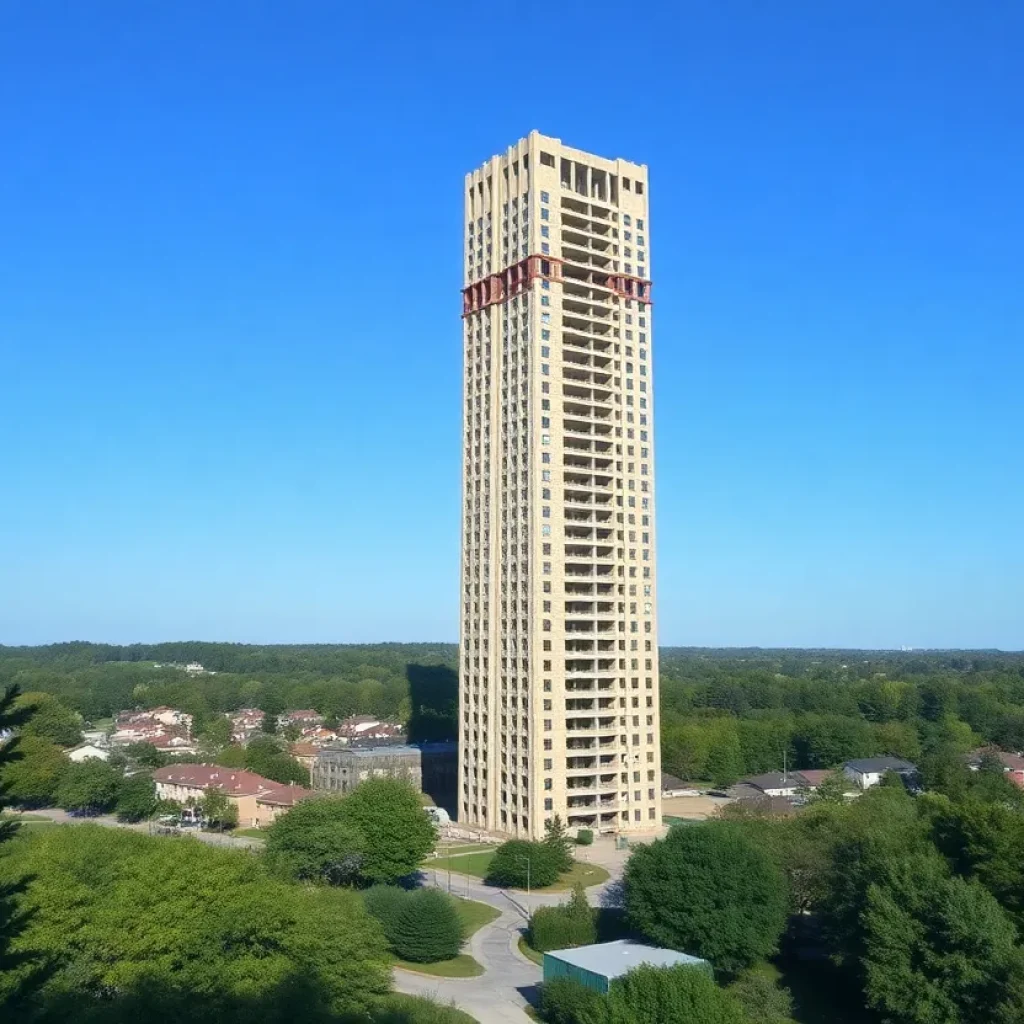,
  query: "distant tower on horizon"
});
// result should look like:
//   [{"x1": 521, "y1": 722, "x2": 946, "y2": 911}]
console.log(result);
[{"x1": 458, "y1": 131, "x2": 662, "y2": 839}]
